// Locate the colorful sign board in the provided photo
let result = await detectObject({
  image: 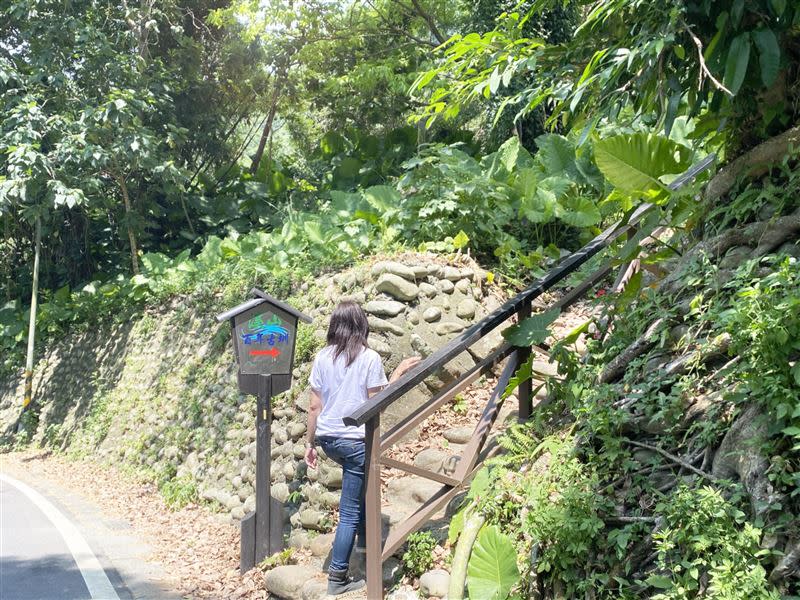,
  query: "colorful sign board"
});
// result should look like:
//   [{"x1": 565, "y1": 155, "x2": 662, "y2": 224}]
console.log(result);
[
  {"x1": 233, "y1": 304, "x2": 295, "y2": 376},
  {"x1": 216, "y1": 288, "x2": 312, "y2": 397}
]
